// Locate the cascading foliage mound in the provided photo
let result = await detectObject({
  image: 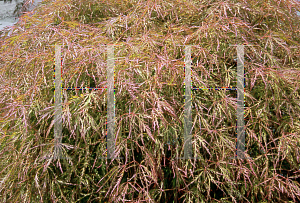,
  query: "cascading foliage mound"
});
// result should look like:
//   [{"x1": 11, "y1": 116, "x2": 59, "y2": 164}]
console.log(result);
[{"x1": 0, "y1": 0, "x2": 300, "y2": 202}]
